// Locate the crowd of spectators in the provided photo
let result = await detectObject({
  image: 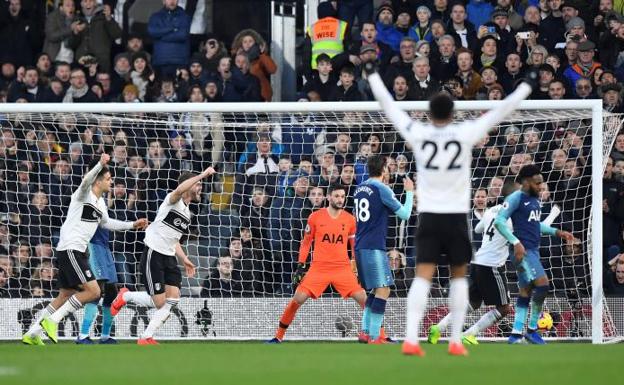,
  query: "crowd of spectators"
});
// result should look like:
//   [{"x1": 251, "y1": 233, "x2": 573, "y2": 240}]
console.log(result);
[{"x1": 0, "y1": 0, "x2": 623, "y2": 301}]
